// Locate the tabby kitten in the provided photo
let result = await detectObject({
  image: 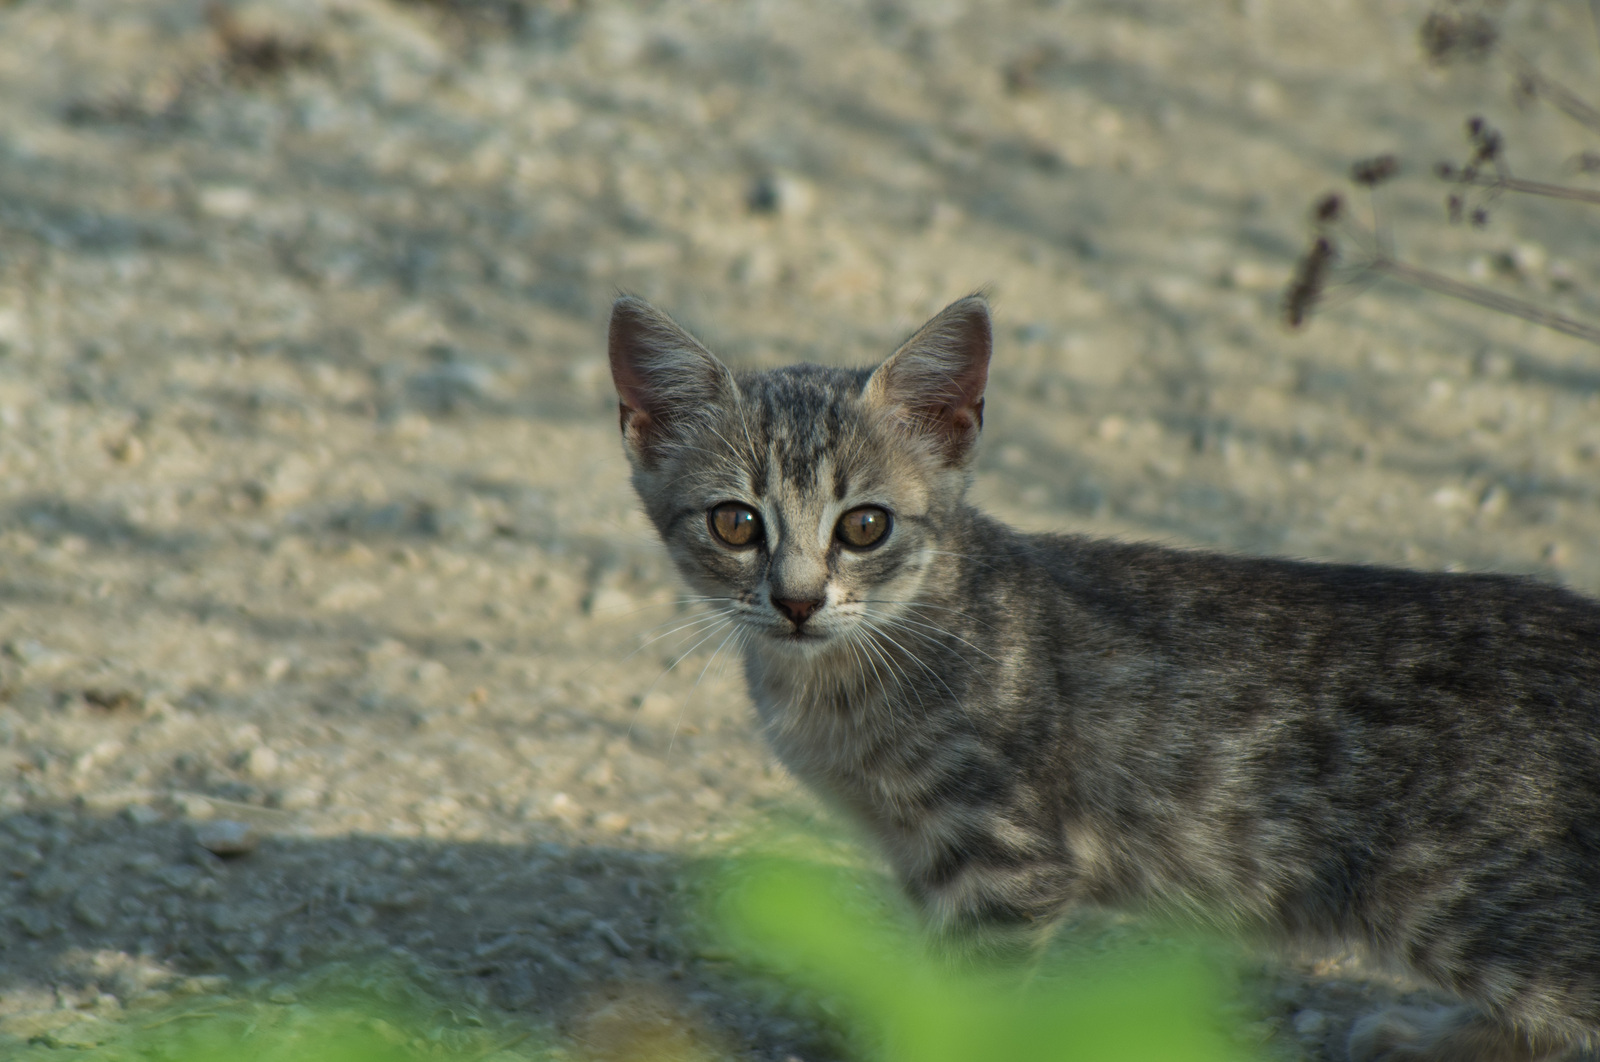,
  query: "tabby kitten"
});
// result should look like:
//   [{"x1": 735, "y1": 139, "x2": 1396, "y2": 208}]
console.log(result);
[{"x1": 607, "y1": 294, "x2": 1600, "y2": 1062}]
